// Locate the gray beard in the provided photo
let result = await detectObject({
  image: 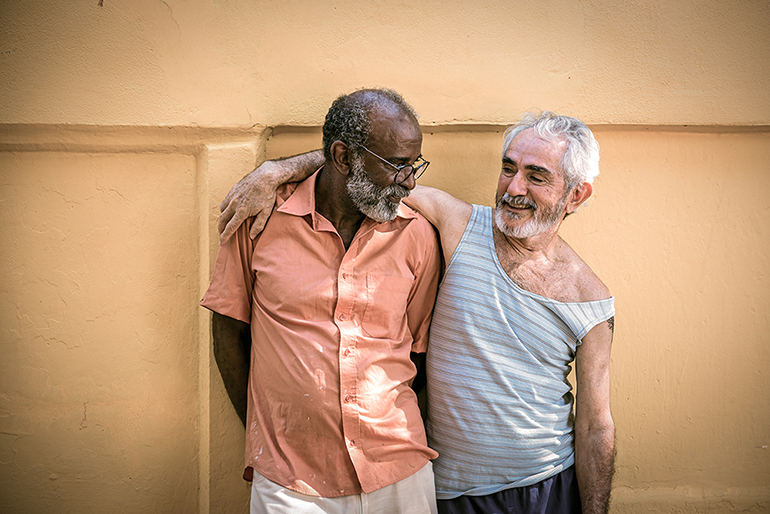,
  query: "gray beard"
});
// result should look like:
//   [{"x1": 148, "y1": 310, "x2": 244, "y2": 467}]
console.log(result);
[
  {"x1": 346, "y1": 156, "x2": 410, "y2": 222},
  {"x1": 494, "y1": 192, "x2": 567, "y2": 239}
]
